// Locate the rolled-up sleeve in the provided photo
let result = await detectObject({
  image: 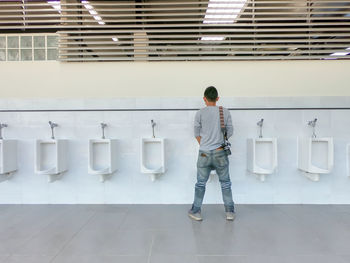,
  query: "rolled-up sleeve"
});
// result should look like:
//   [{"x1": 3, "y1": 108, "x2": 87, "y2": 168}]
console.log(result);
[
  {"x1": 225, "y1": 110, "x2": 234, "y2": 139},
  {"x1": 194, "y1": 111, "x2": 201, "y2": 137}
]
